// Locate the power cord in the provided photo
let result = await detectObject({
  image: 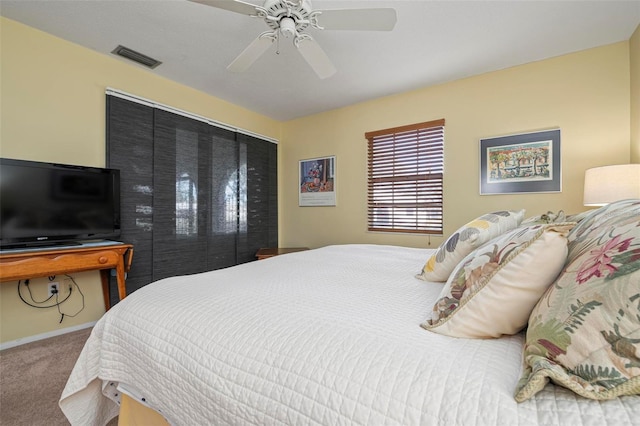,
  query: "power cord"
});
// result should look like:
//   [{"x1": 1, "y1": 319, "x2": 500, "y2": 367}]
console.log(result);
[
  {"x1": 56, "y1": 274, "x2": 85, "y2": 323},
  {"x1": 18, "y1": 279, "x2": 72, "y2": 308},
  {"x1": 20, "y1": 278, "x2": 55, "y2": 304},
  {"x1": 17, "y1": 274, "x2": 85, "y2": 323}
]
